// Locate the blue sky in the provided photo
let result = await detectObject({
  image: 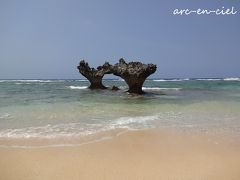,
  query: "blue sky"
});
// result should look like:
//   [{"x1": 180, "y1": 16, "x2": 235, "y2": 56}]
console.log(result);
[{"x1": 0, "y1": 0, "x2": 239, "y2": 79}]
